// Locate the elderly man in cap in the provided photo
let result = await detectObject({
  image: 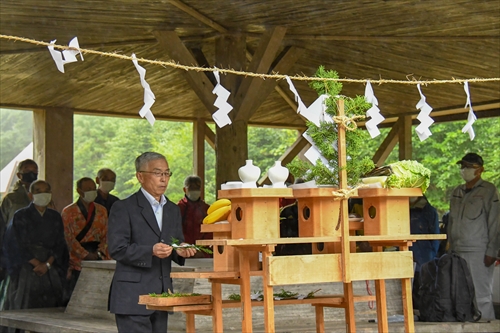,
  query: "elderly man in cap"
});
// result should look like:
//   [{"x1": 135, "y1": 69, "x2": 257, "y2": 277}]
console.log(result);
[{"x1": 448, "y1": 152, "x2": 500, "y2": 320}]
